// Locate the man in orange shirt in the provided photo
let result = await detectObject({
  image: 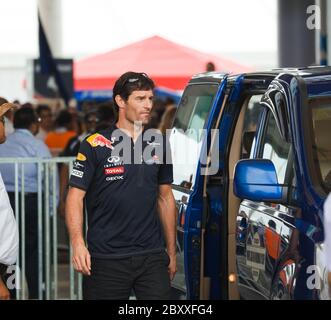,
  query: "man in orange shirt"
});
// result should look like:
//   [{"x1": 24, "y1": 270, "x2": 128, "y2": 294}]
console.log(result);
[{"x1": 45, "y1": 110, "x2": 77, "y2": 156}]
